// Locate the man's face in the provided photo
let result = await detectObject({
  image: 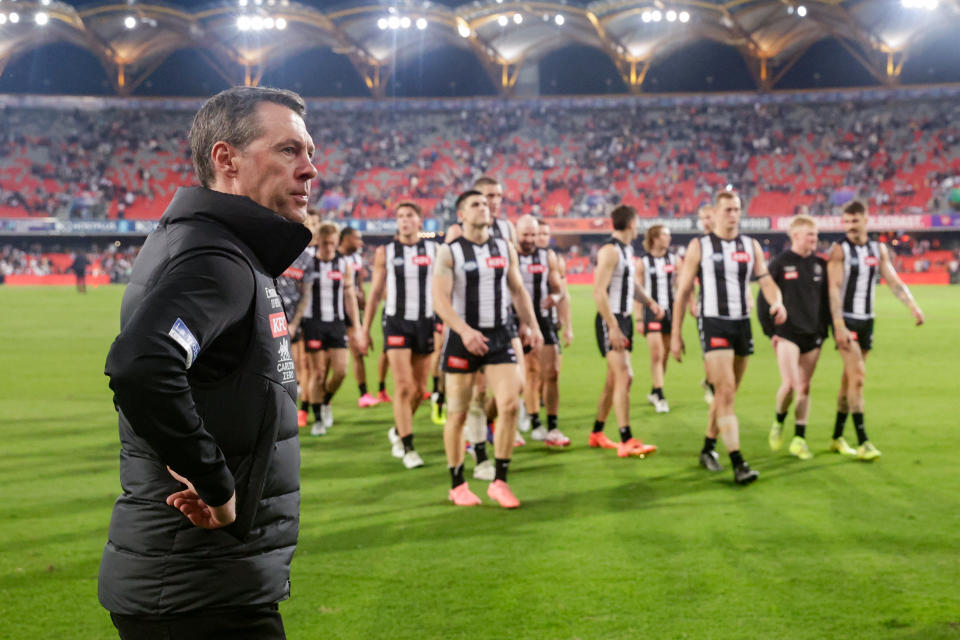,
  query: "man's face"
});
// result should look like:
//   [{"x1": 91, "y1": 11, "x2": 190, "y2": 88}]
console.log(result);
[
  {"x1": 478, "y1": 183, "x2": 503, "y2": 218},
  {"x1": 232, "y1": 102, "x2": 318, "y2": 223},
  {"x1": 698, "y1": 207, "x2": 714, "y2": 233},
  {"x1": 517, "y1": 222, "x2": 538, "y2": 254},
  {"x1": 715, "y1": 197, "x2": 741, "y2": 232},
  {"x1": 342, "y1": 231, "x2": 363, "y2": 254},
  {"x1": 317, "y1": 233, "x2": 338, "y2": 260},
  {"x1": 791, "y1": 225, "x2": 819, "y2": 255},
  {"x1": 843, "y1": 211, "x2": 867, "y2": 236},
  {"x1": 459, "y1": 194, "x2": 490, "y2": 228},
  {"x1": 396, "y1": 206, "x2": 421, "y2": 237},
  {"x1": 655, "y1": 228, "x2": 672, "y2": 251},
  {"x1": 536, "y1": 224, "x2": 551, "y2": 249}
]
